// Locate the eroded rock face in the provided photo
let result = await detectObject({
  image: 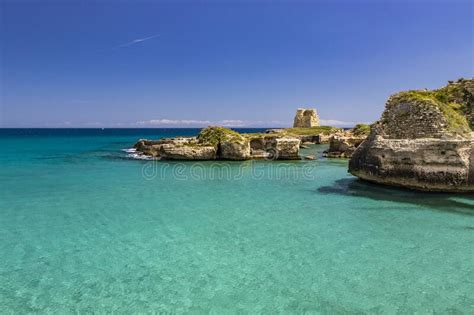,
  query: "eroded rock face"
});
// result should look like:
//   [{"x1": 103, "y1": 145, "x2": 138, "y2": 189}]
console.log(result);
[
  {"x1": 249, "y1": 136, "x2": 301, "y2": 160},
  {"x1": 294, "y1": 135, "x2": 325, "y2": 144},
  {"x1": 219, "y1": 139, "x2": 251, "y2": 160},
  {"x1": 324, "y1": 134, "x2": 366, "y2": 158},
  {"x1": 349, "y1": 78, "x2": 474, "y2": 192},
  {"x1": 324, "y1": 125, "x2": 370, "y2": 158},
  {"x1": 159, "y1": 144, "x2": 217, "y2": 160},
  {"x1": 133, "y1": 137, "x2": 195, "y2": 157},
  {"x1": 293, "y1": 108, "x2": 320, "y2": 128},
  {"x1": 350, "y1": 135, "x2": 473, "y2": 191},
  {"x1": 274, "y1": 138, "x2": 301, "y2": 159}
]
